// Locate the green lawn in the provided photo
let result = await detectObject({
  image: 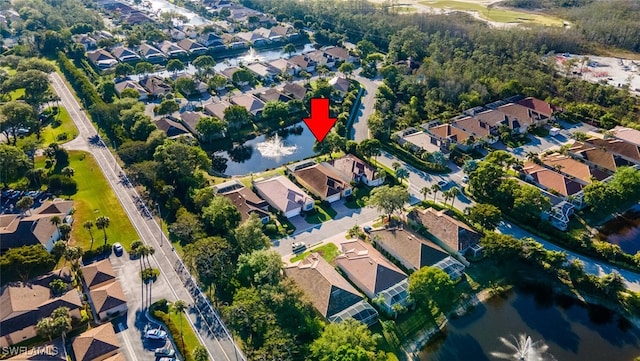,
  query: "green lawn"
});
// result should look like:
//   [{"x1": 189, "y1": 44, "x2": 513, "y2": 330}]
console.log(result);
[
  {"x1": 305, "y1": 202, "x2": 337, "y2": 224},
  {"x1": 40, "y1": 107, "x2": 79, "y2": 145},
  {"x1": 421, "y1": 0, "x2": 565, "y2": 26},
  {"x1": 36, "y1": 151, "x2": 138, "y2": 250},
  {"x1": 168, "y1": 305, "x2": 201, "y2": 356},
  {"x1": 345, "y1": 186, "x2": 371, "y2": 209},
  {"x1": 290, "y1": 242, "x2": 339, "y2": 263}
]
